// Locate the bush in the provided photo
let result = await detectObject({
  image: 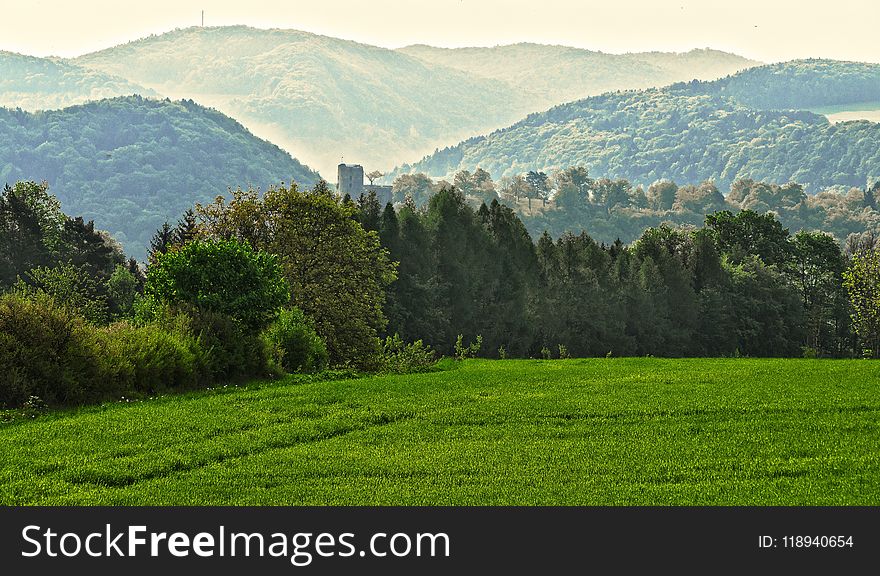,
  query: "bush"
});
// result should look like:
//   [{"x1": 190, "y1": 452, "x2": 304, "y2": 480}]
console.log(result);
[
  {"x1": 0, "y1": 292, "x2": 105, "y2": 407},
  {"x1": 265, "y1": 307, "x2": 329, "y2": 373},
  {"x1": 186, "y1": 309, "x2": 276, "y2": 381},
  {"x1": 17, "y1": 262, "x2": 109, "y2": 324},
  {"x1": 97, "y1": 321, "x2": 207, "y2": 396},
  {"x1": 381, "y1": 333, "x2": 437, "y2": 374},
  {"x1": 454, "y1": 334, "x2": 482, "y2": 360},
  {"x1": 146, "y1": 239, "x2": 289, "y2": 332}
]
